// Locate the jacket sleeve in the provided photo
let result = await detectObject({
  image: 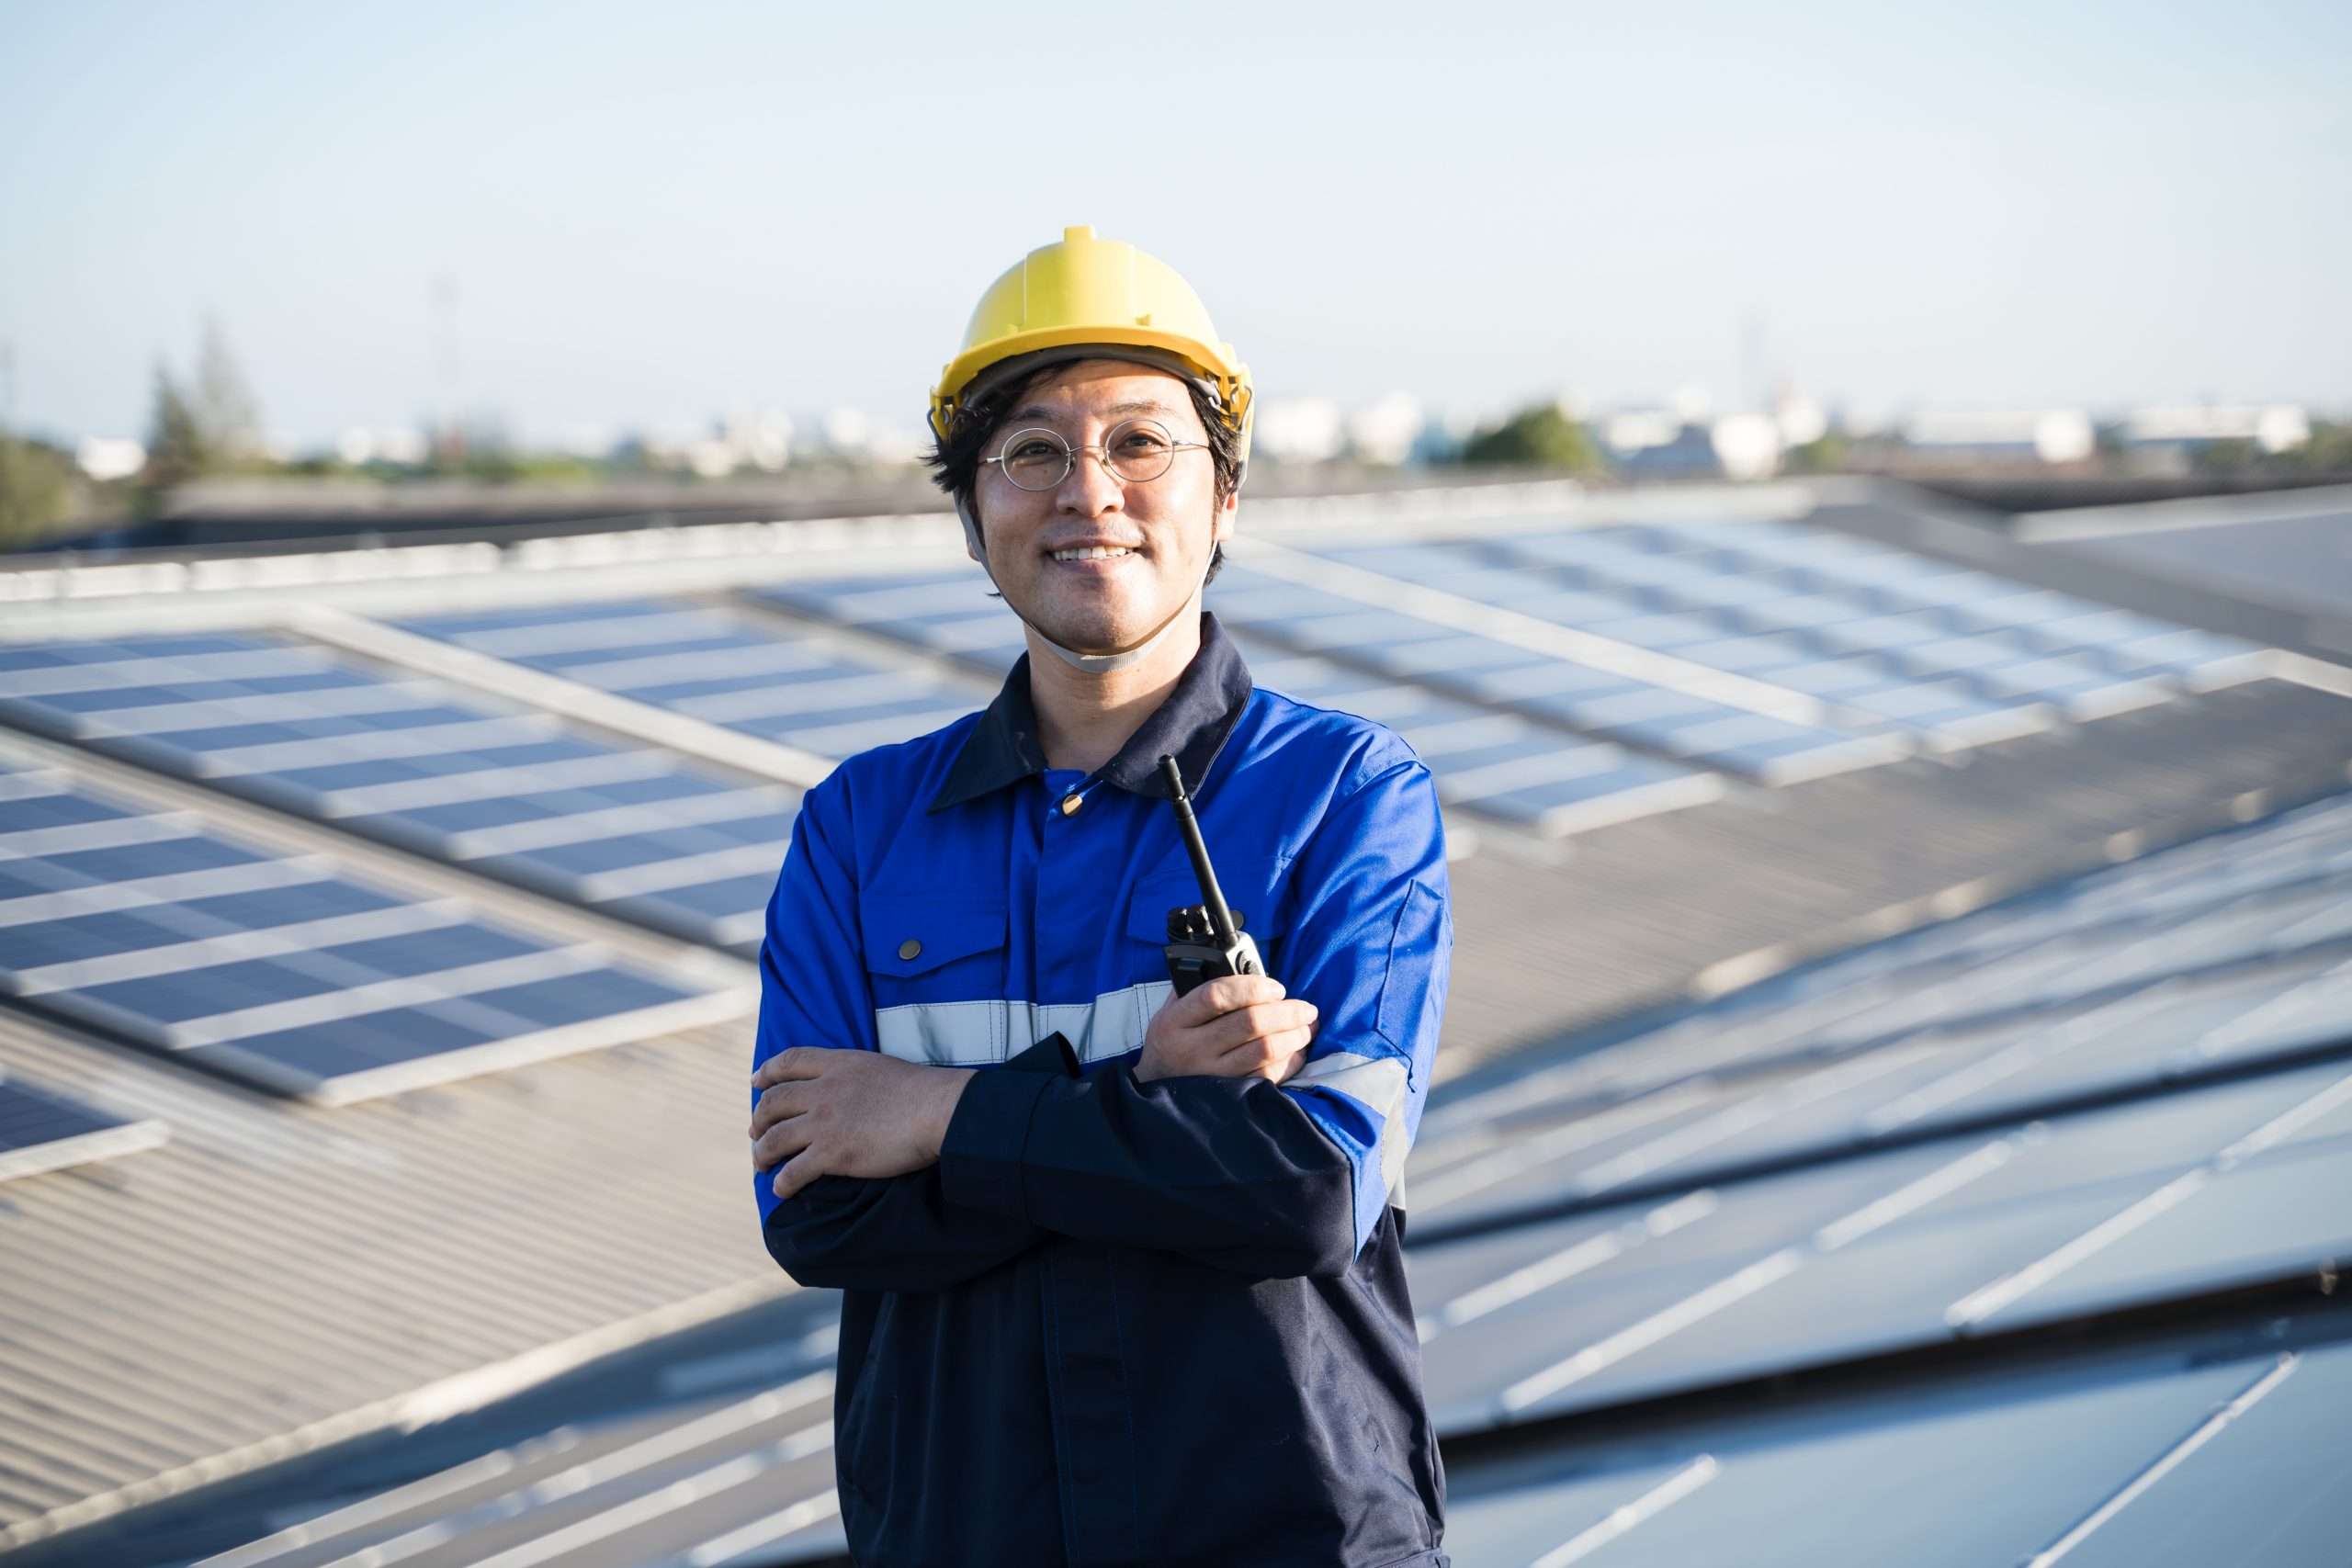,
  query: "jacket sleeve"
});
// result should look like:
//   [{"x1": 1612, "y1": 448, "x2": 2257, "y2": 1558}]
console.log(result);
[
  {"x1": 753, "y1": 776, "x2": 1046, "y2": 1292},
  {"x1": 937, "y1": 753, "x2": 1450, "y2": 1281}
]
